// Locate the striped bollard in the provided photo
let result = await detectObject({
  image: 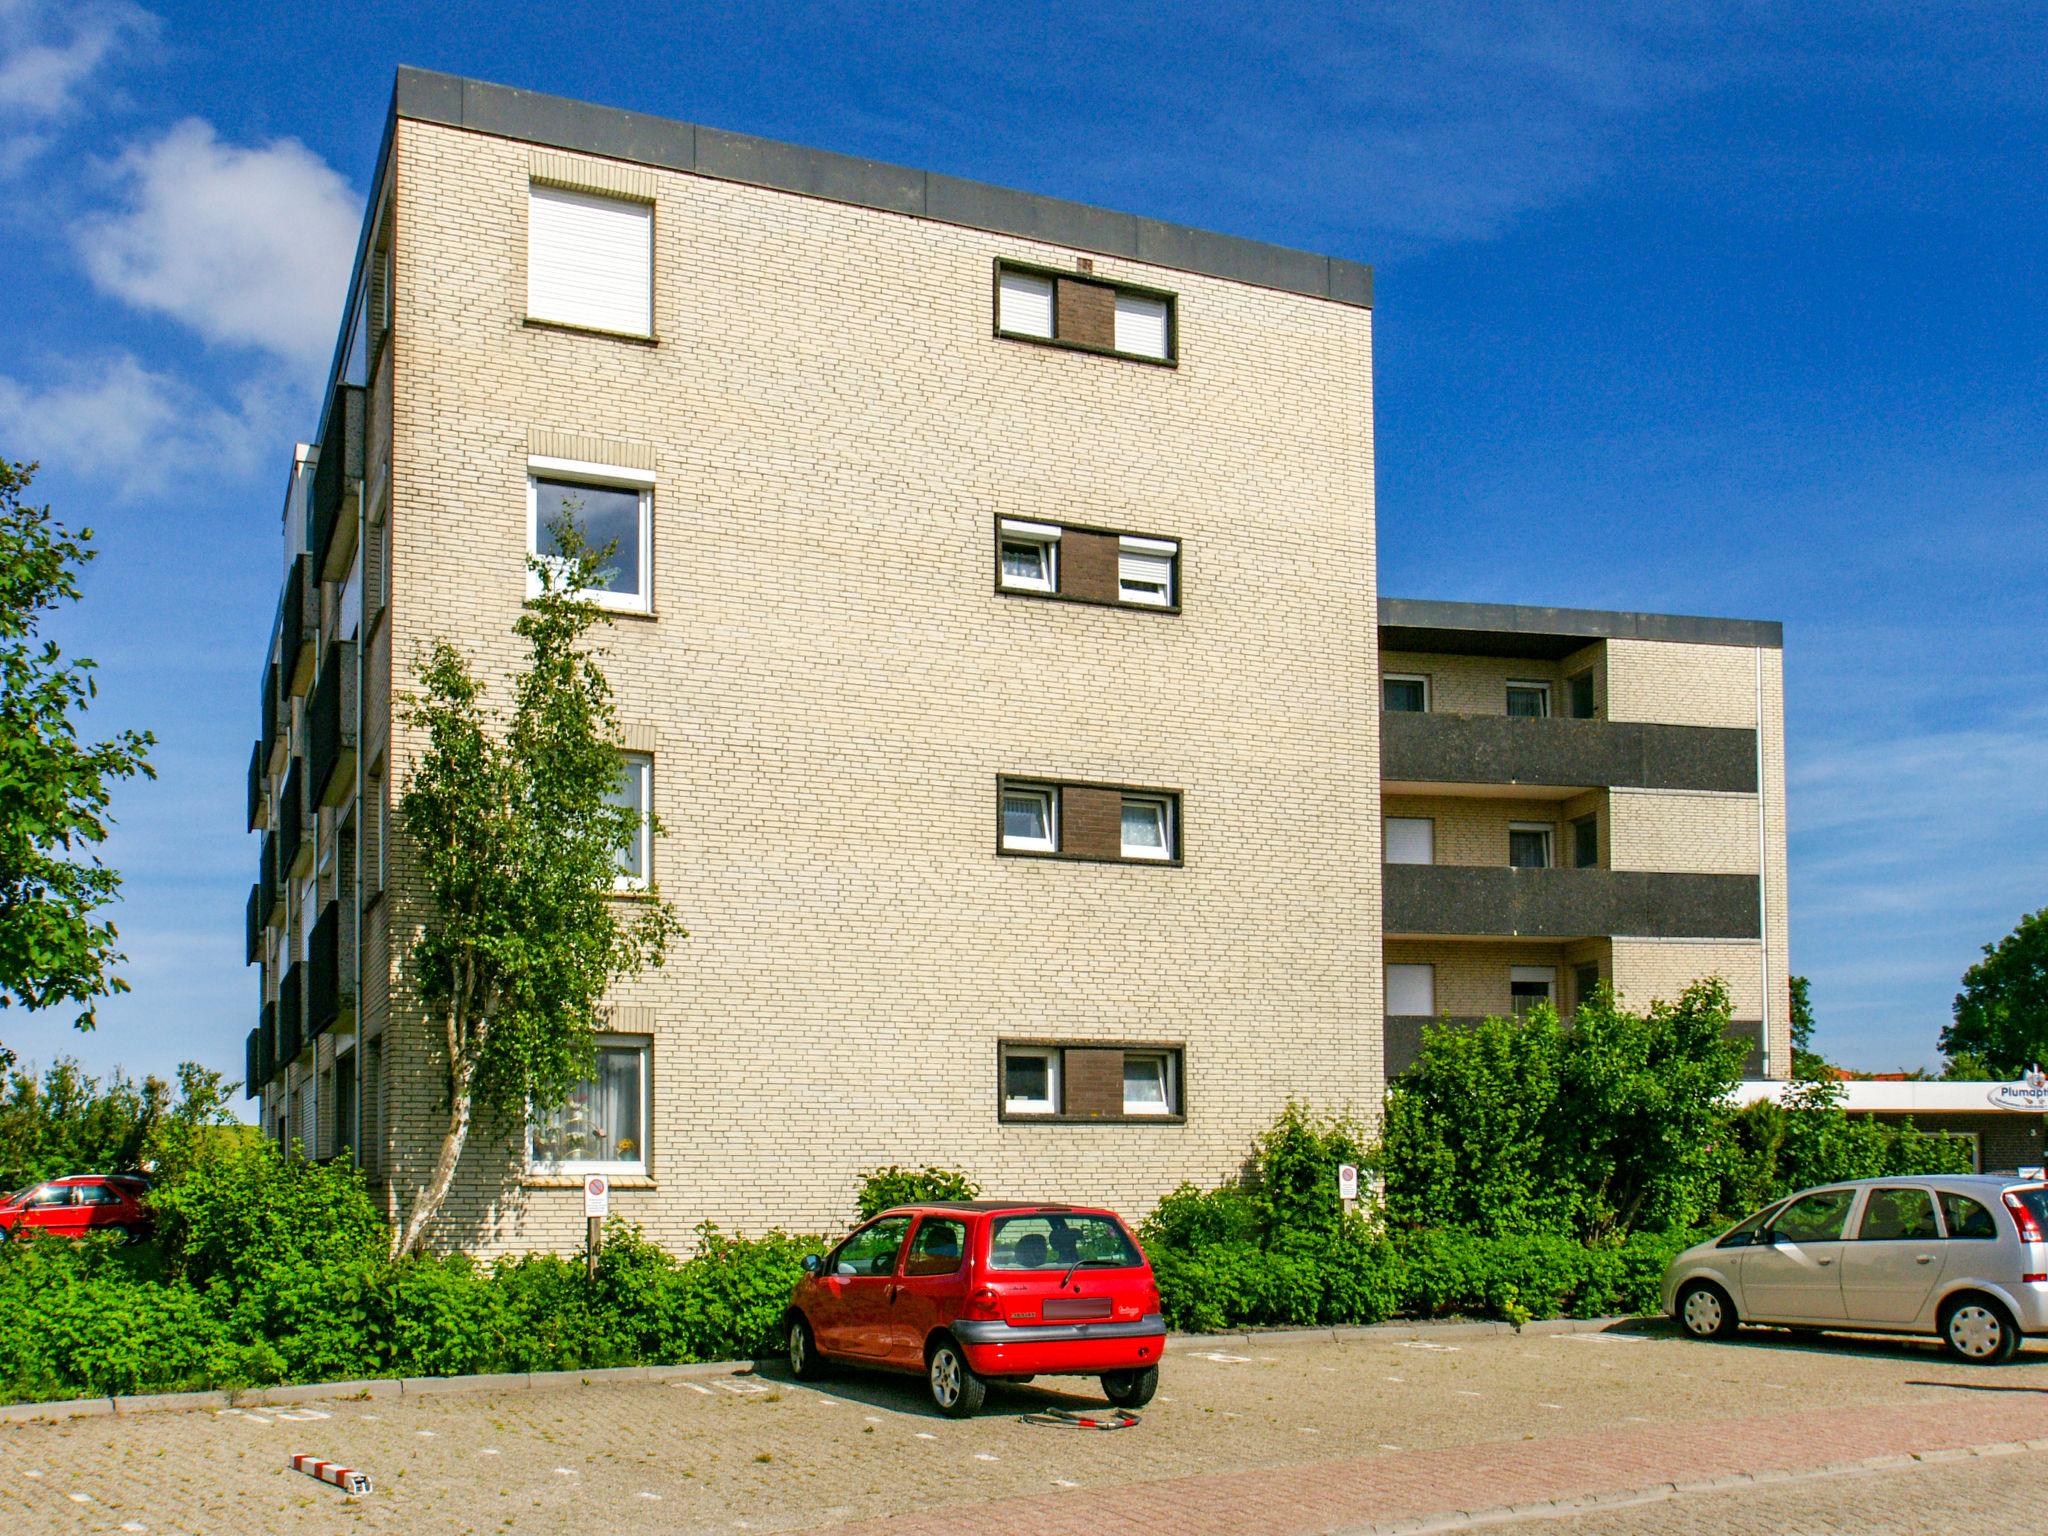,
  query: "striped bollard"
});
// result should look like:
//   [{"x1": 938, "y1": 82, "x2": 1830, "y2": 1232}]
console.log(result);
[{"x1": 290, "y1": 1453, "x2": 372, "y2": 1495}]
